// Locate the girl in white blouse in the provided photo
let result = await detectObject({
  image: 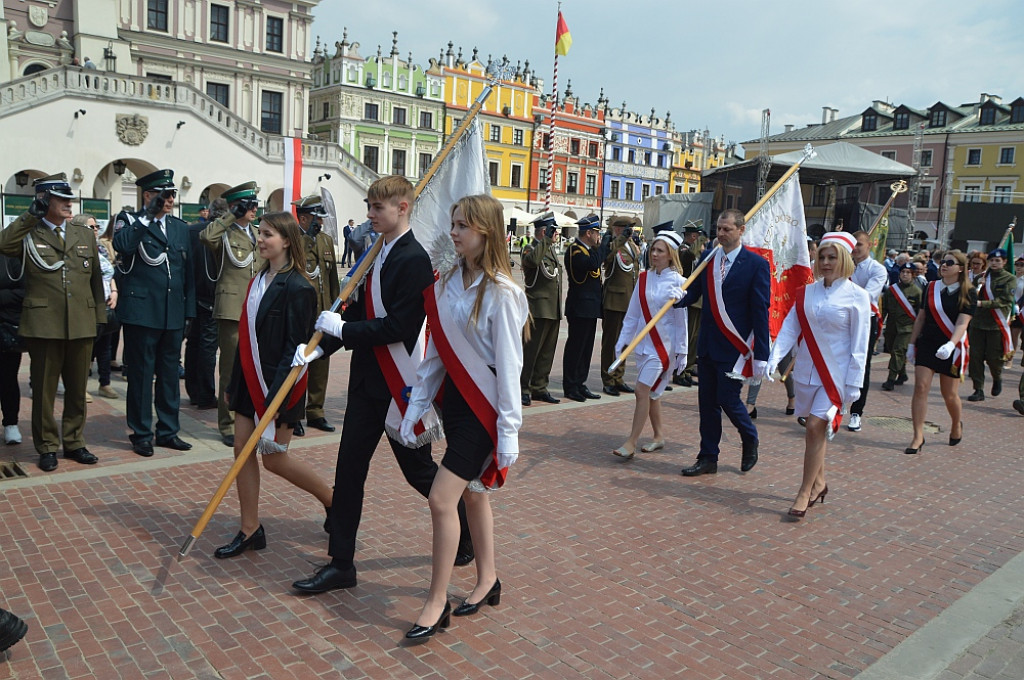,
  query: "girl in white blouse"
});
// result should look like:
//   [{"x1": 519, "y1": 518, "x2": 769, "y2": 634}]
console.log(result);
[
  {"x1": 766, "y1": 232, "x2": 870, "y2": 519},
  {"x1": 399, "y1": 194, "x2": 529, "y2": 641},
  {"x1": 613, "y1": 231, "x2": 688, "y2": 458}
]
